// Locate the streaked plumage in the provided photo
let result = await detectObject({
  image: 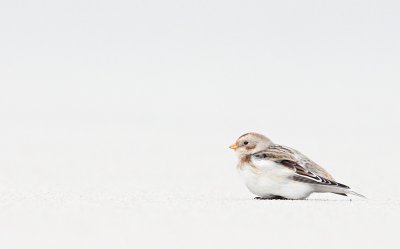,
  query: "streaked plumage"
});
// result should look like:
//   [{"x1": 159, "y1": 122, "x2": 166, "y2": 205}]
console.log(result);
[{"x1": 230, "y1": 132, "x2": 365, "y2": 200}]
